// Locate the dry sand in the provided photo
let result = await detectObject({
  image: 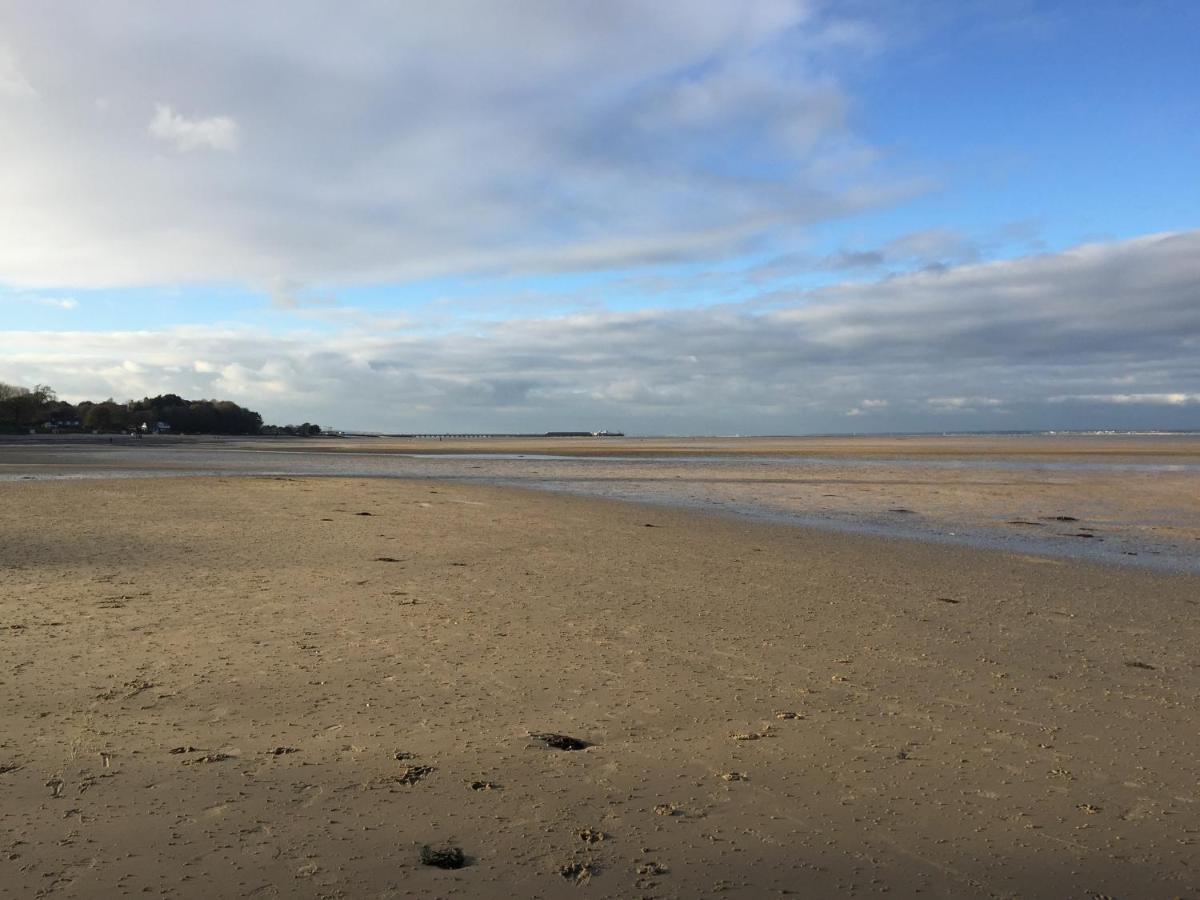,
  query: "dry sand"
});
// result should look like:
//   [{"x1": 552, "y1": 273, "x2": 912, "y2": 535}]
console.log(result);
[{"x1": 2, "y1": 476, "x2": 1199, "y2": 898}]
